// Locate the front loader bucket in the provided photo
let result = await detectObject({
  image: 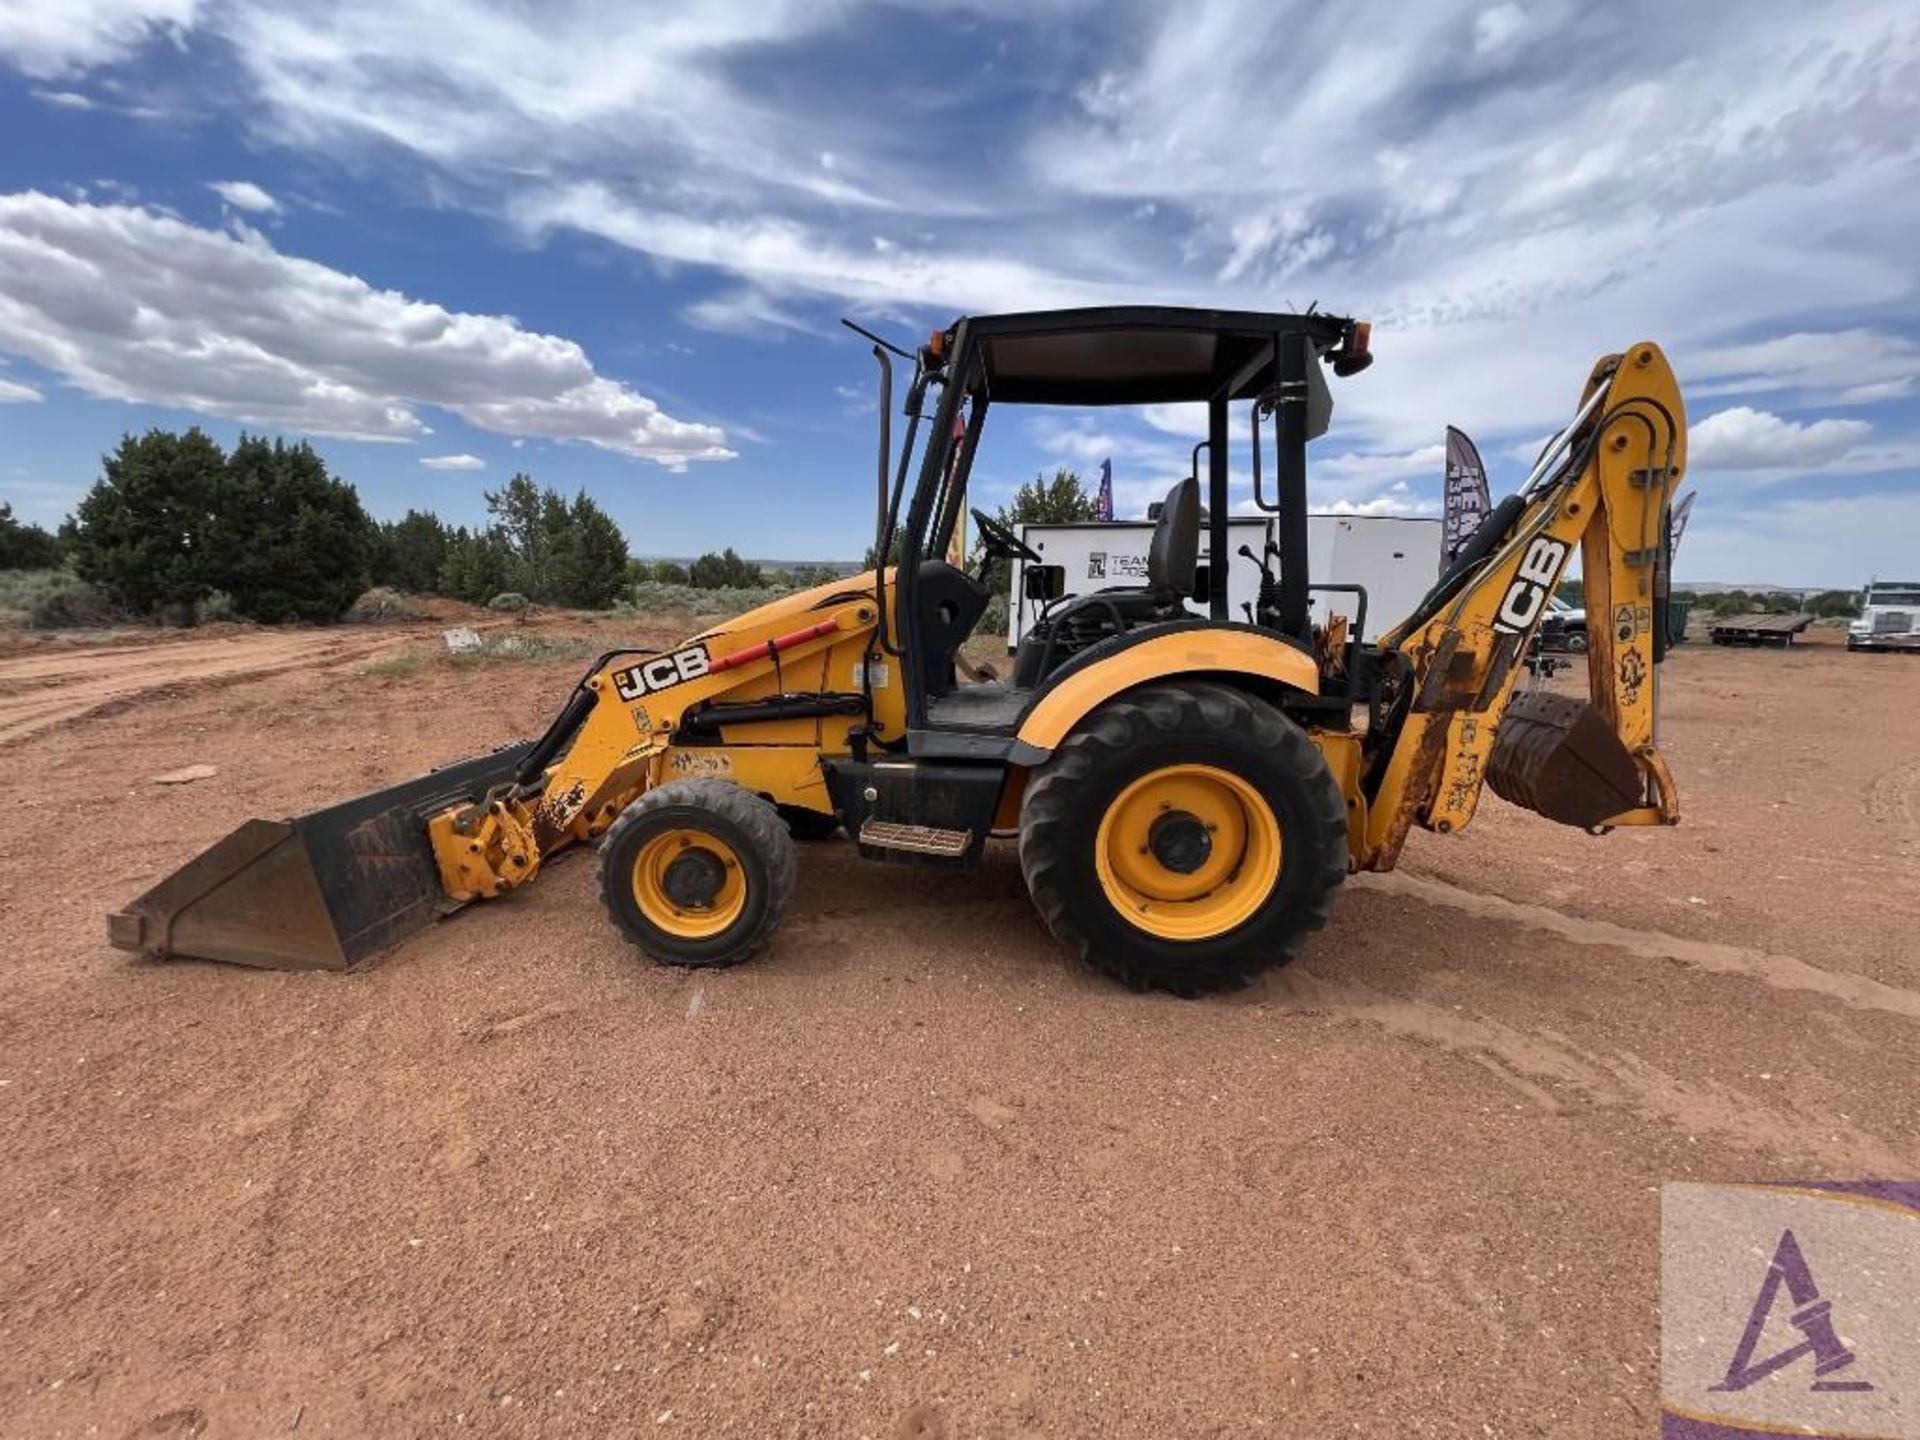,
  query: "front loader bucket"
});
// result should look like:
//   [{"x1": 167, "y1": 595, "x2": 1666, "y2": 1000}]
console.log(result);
[
  {"x1": 1486, "y1": 691, "x2": 1644, "y2": 829},
  {"x1": 108, "y1": 742, "x2": 535, "y2": 970}
]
